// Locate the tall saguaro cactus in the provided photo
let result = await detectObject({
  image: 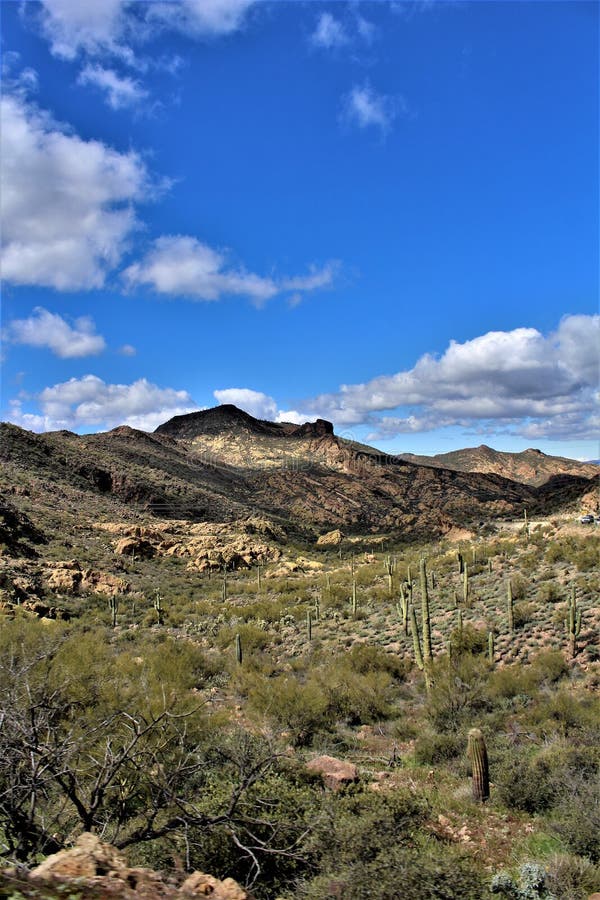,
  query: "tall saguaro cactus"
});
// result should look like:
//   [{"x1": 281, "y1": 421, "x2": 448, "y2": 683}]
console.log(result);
[
  {"x1": 419, "y1": 558, "x2": 433, "y2": 667},
  {"x1": 566, "y1": 585, "x2": 582, "y2": 658},
  {"x1": 398, "y1": 583, "x2": 409, "y2": 635},
  {"x1": 384, "y1": 555, "x2": 395, "y2": 595},
  {"x1": 507, "y1": 579, "x2": 514, "y2": 634},
  {"x1": 467, "y1": 728, "x2": 490, "y2": 802},
  {"x1": 409, "y1": 601, "x2": 425, "y2": 673},
  {"x1": 235, "y1": 633, "x2": 243, "y2": 665},
  {"x1": 108, "y1": 595, "x2": 118, "y2": 628},
  {"x1": 154, "y1": 590, "x2": 164, "y2": 626}
]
